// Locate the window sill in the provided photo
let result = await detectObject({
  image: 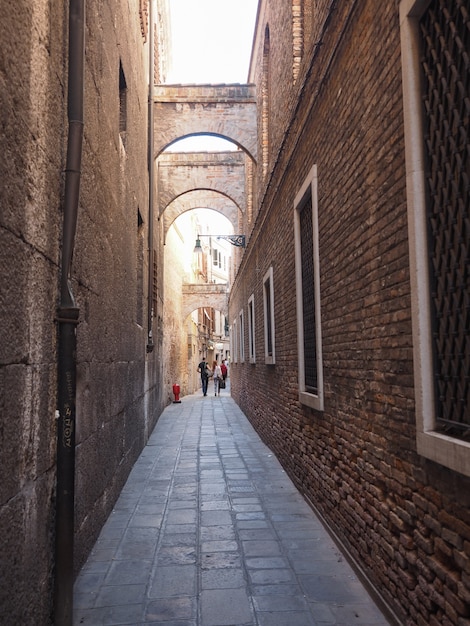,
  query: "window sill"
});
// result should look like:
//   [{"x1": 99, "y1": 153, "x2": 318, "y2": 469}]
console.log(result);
[
  {"x1": 417, "y1": 431, "x2": 470, "y2": 478},
  {"x1": 299, "y1": 391, "x2": 323, "y2": 412}
]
